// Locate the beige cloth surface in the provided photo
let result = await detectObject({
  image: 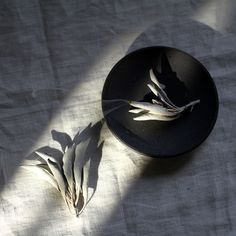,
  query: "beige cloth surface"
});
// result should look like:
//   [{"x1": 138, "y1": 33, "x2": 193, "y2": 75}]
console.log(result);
[{"x1": 0, "y1": 0, "x2": 236, "y2": 235}]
